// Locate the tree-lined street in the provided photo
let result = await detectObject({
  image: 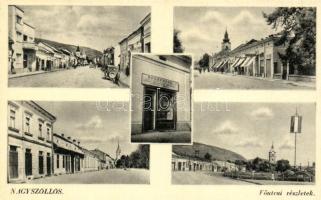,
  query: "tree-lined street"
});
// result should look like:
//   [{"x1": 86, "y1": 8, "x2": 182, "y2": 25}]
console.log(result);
[{"x1": 9, "y1": 66, "x2": 124, "y2": 88}]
